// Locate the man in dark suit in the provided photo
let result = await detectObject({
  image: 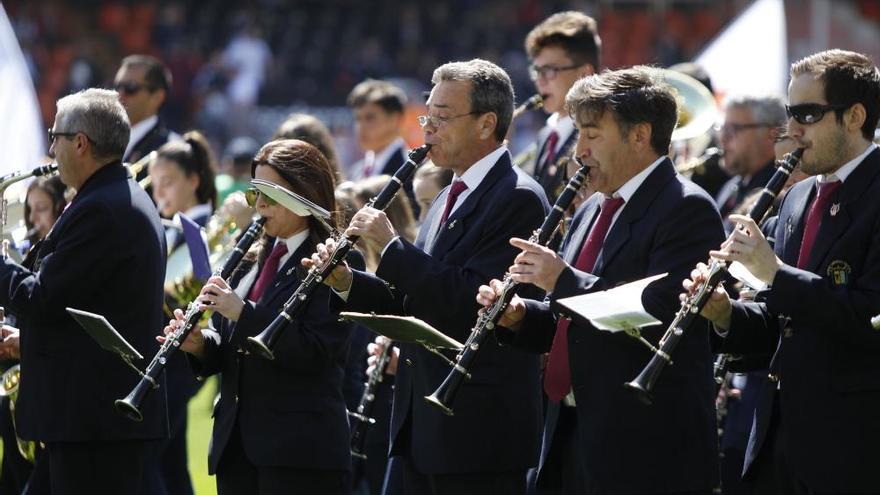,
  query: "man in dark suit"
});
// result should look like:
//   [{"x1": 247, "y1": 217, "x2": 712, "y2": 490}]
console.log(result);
[
  {"x1": 0, "y1": 88, "x2": 168, "y2": 494},
  {"x1": 347, "y1": 79, "x2": 418, "y2": 217},
  {"x1": 312, "y1": 59, "x2": 549, "y2": 495},
  {"x1": 479, "y1": 67, "x2": 724, "y2": 495},
  {"x1": 115, "y1": 55, "x2": 179, "y2": 171},
  {"x1": 715, "y1": 94, "x2": 787, "y2": 233},
  {"x1": 687, "y1": 49, "x2": 880, "y2": 495},
  {"x1": 524, "y1": 11, "x2": 600, "y2": 204}
]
